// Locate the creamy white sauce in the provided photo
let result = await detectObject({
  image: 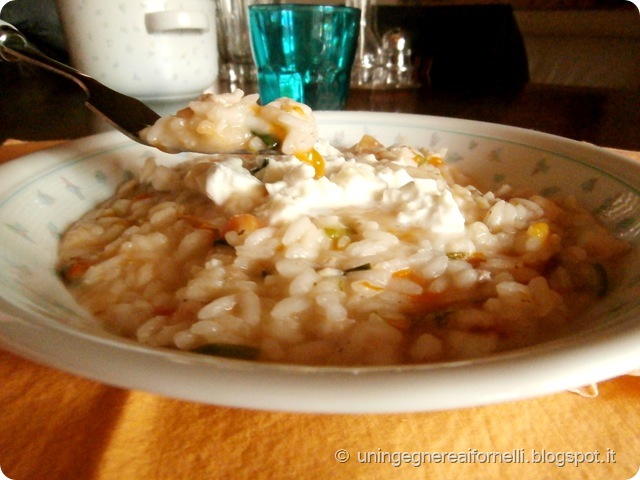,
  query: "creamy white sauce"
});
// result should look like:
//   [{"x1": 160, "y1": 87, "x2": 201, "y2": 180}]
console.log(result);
[
  {"x1": 204, "y1": 146, "x2": 466, "y2": 235},
  {"x1": 204, "y1": 158, "x2": 265, "y2": 215}
]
